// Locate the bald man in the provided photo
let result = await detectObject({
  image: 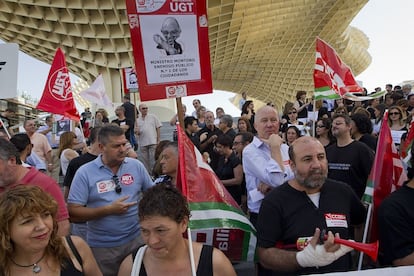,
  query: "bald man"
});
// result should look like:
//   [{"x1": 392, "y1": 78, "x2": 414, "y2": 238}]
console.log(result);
[
  {"x1": 257, "y1": 136, "x2": 366, "y2": 274},
  {"x1": 153, "y1": 17, "x2": 183, "y2": 55}
]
